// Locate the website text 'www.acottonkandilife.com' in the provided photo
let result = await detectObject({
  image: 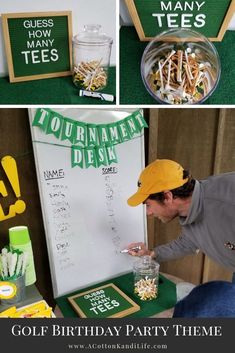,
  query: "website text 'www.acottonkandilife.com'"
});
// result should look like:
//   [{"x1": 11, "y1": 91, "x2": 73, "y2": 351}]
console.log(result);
[{"x1": 67, "y1": 342, "x2": 168, "y2": 350}]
